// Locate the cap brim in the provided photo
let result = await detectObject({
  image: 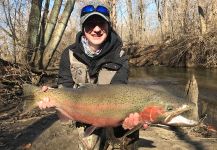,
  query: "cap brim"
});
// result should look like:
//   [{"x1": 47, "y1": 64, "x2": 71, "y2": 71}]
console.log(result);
[{"x1": 81, "y1": 12, "x2": 110, "y2": 25}]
